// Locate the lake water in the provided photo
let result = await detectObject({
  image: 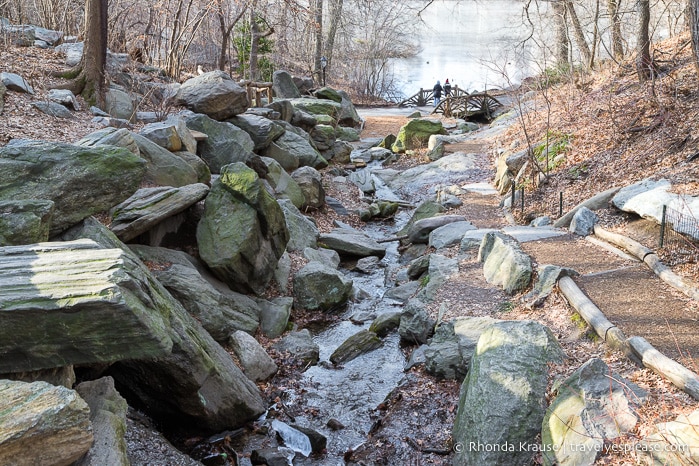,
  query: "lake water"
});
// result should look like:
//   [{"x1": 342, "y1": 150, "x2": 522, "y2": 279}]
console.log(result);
[{"x1": 392, "y1": 0, "x2": 541, "y2": 98}]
